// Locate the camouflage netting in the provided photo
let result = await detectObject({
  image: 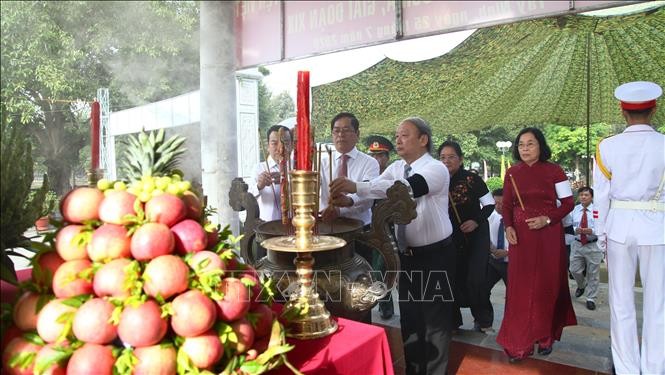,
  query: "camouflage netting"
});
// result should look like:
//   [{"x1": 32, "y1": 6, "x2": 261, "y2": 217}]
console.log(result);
[{"x1": 312, "y1": 7, "x2": 665, "y2": 137}]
